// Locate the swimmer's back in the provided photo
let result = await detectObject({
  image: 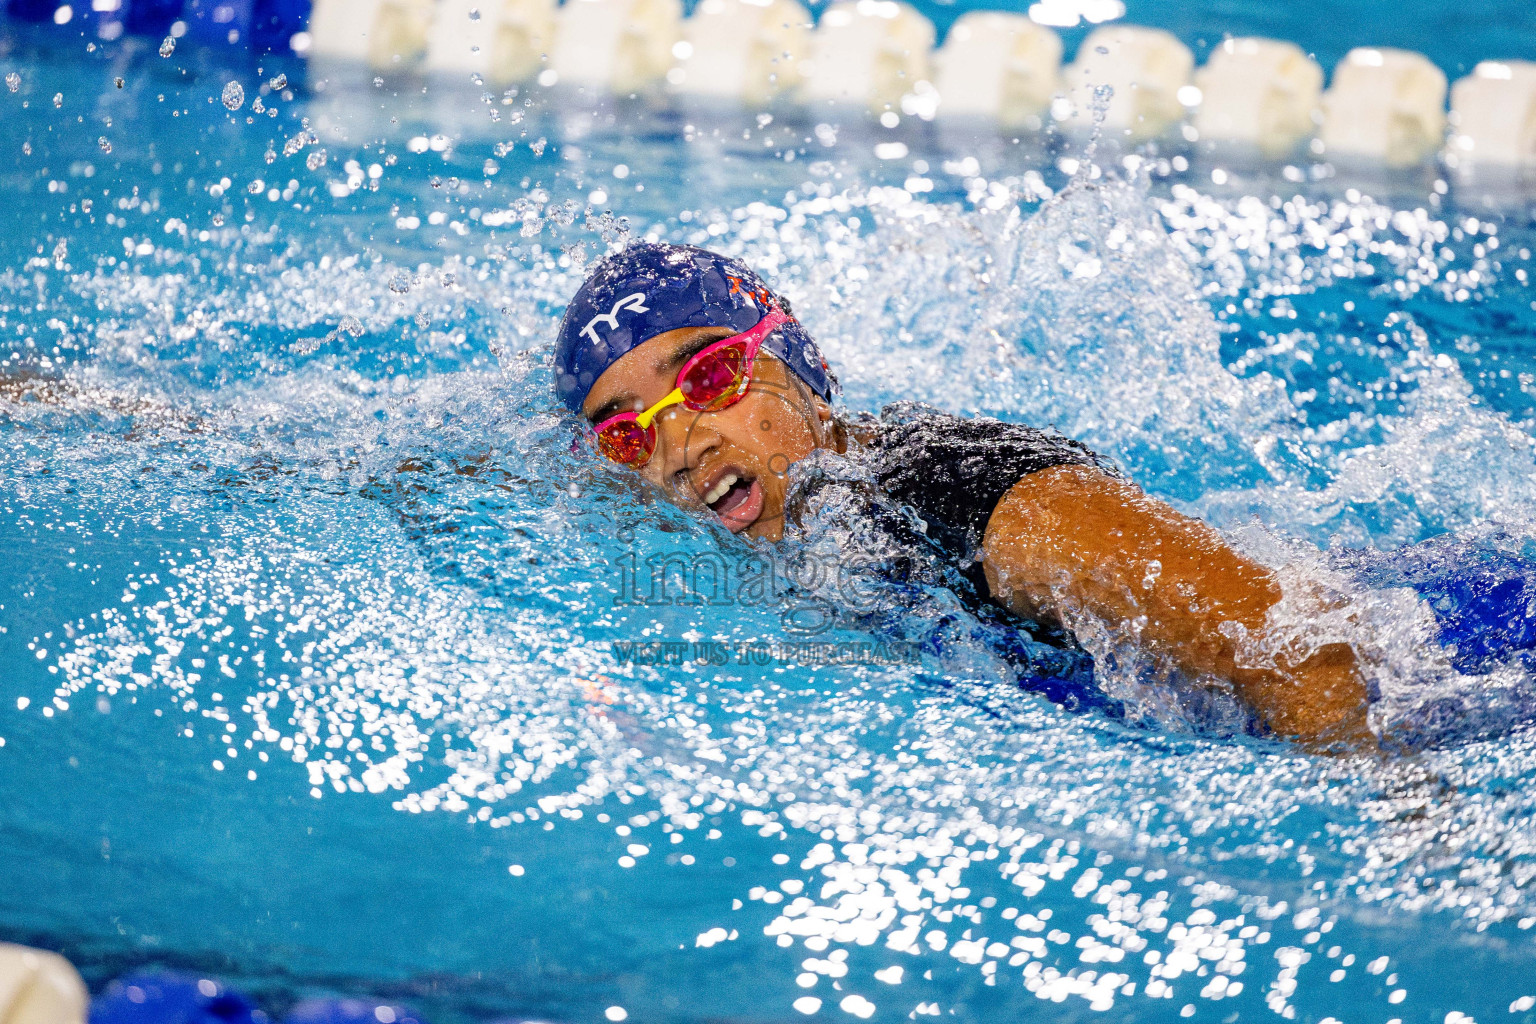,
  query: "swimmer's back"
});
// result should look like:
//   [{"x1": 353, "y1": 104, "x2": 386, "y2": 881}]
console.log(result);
[{"x1": 859, "y1": 401, "x2": 1111, "y2": 560}]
